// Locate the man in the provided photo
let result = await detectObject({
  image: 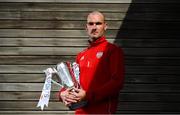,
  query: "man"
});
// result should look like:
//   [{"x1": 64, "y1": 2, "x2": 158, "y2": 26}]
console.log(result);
[{"x1": 59, "y1": 11, "x2": 124, "y2": 114}]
